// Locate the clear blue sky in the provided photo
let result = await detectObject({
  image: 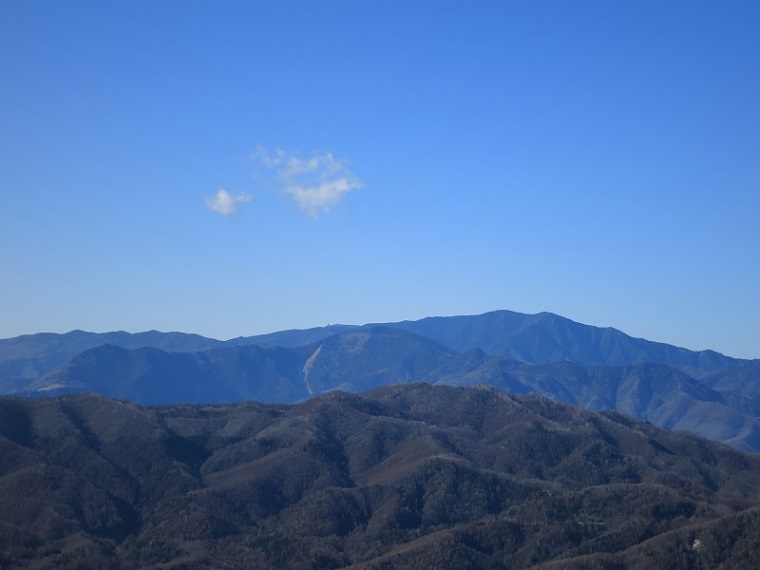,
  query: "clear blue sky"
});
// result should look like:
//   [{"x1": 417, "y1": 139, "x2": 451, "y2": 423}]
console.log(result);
[{"x1": 1, "y1": 1, "x2": 758, "y2": 358}]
